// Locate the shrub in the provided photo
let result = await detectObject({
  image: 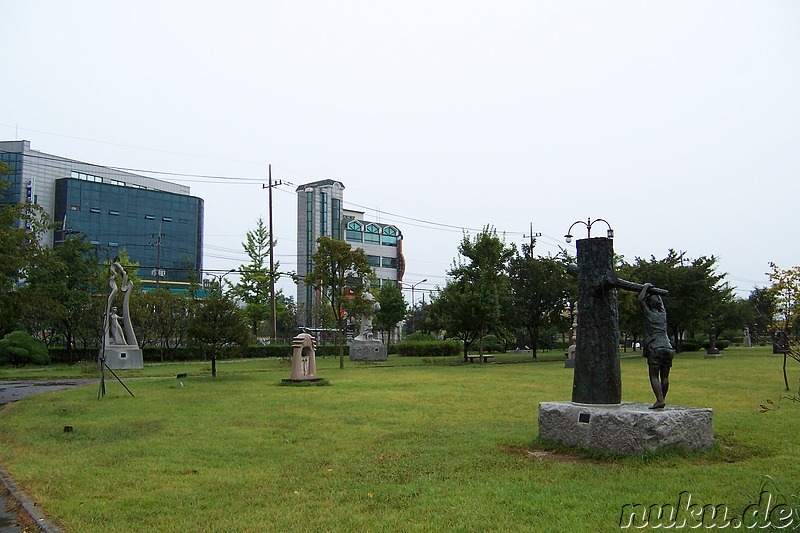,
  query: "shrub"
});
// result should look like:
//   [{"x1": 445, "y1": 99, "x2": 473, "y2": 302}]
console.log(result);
[
  {"x1": 701, "y1": 339, "x2": 730, "y2": 351},
  {"x1": 468, "y1": 335, "x2": 504, "y2": 353},
  {"x1": 679, "y1": 340, "x2": 701, "y2": 352},
  {"x1": 396, "y1": 340, "x2": 460, "y2": 357},
  {"x1": 0, "y1": 331, "x2": 51, "y2": 367},
  {"x1": 403, "y1": 332, "x2": 438, "y2": 343}
]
